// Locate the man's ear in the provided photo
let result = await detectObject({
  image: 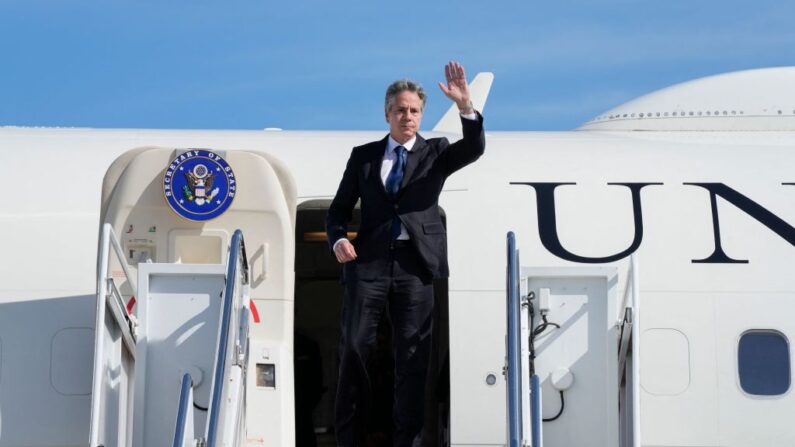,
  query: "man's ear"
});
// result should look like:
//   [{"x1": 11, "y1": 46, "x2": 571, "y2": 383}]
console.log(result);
[{"x1": 384, "y1": 108, "x2": 389, "y2": 123}]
